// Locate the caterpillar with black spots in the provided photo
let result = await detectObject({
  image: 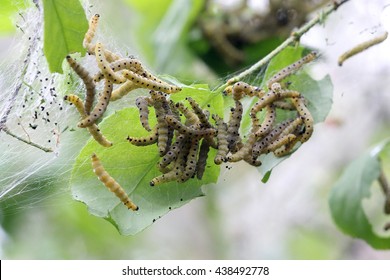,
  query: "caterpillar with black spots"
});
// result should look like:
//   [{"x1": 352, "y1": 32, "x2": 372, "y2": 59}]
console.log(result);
[{"x1": 91, "y1": 153, "x2": 138, "y2": 211}]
